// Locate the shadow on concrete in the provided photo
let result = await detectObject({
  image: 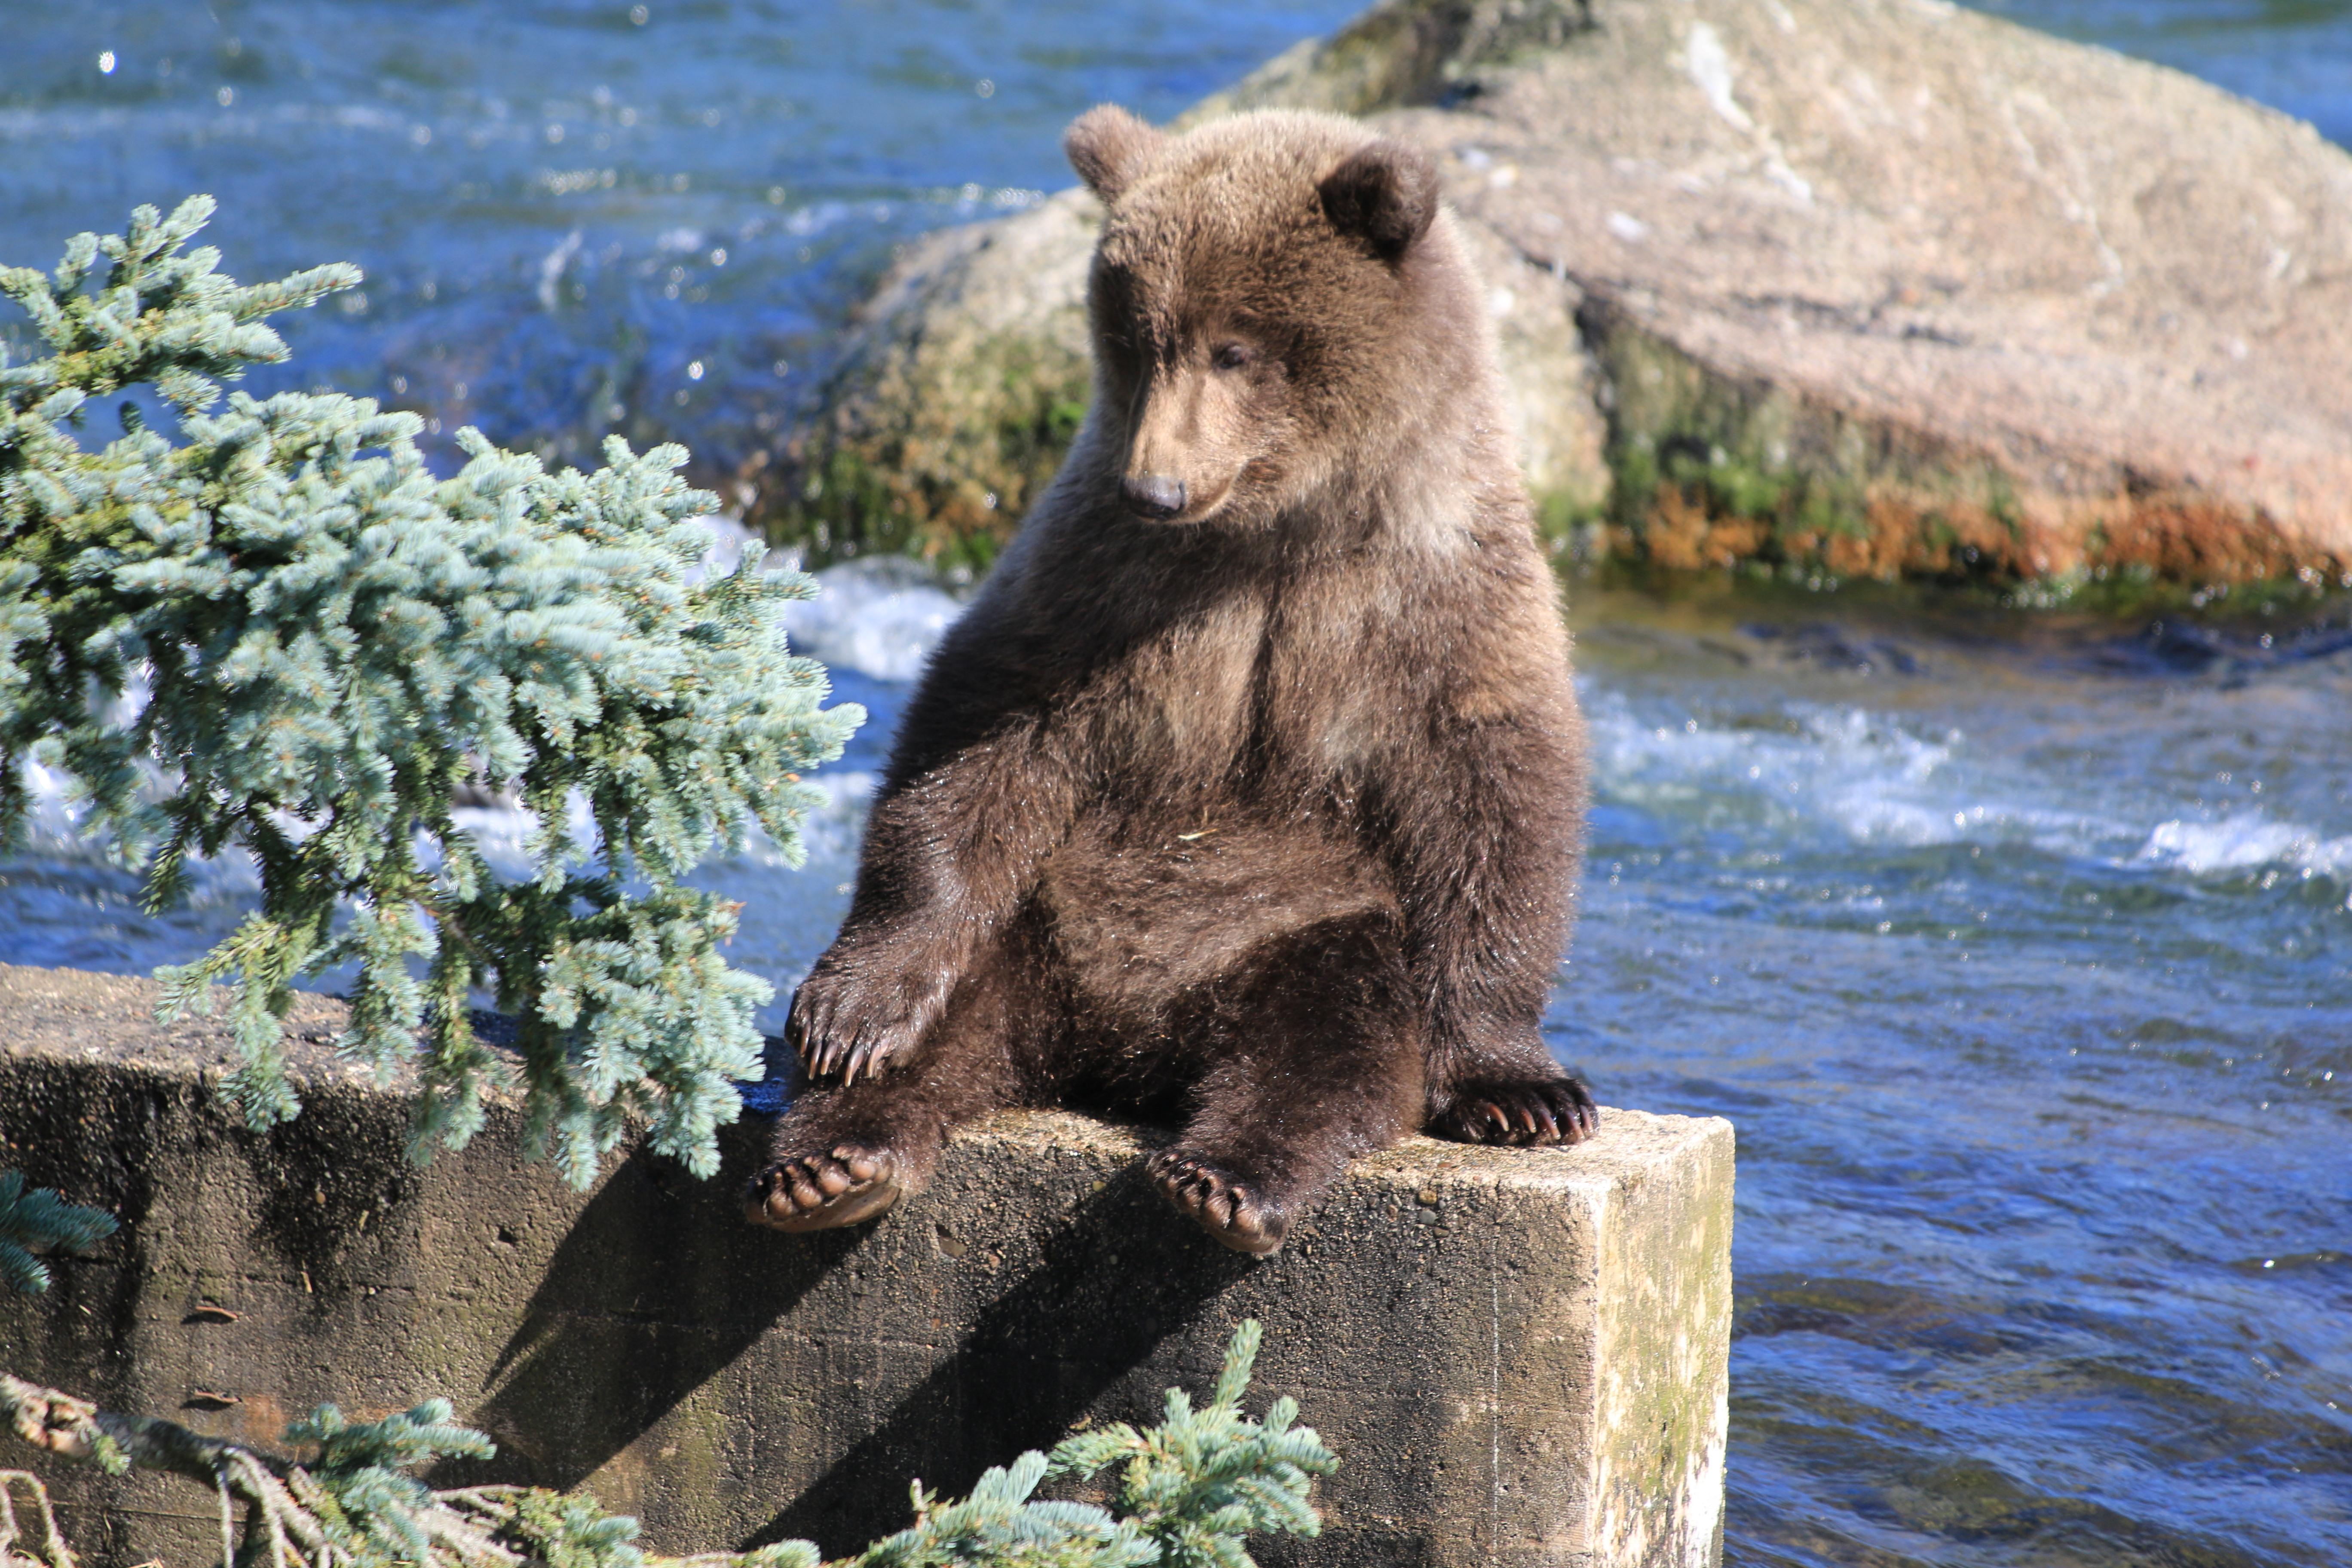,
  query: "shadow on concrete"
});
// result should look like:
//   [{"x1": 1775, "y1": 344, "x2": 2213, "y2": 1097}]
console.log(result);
[
  {"x1": 429, "y1": 1083, "x2": 1265, "y2": 1554},
  {"x1": 747, "y1": 1158, "x2": 1259, "y2": 1556},
  {"x1": 440, "y1": 1118, "x2": 858, "y2": 1491},
  {"x1": 249, "y1": 1083, "x2": 426, "y2": 1301}
]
